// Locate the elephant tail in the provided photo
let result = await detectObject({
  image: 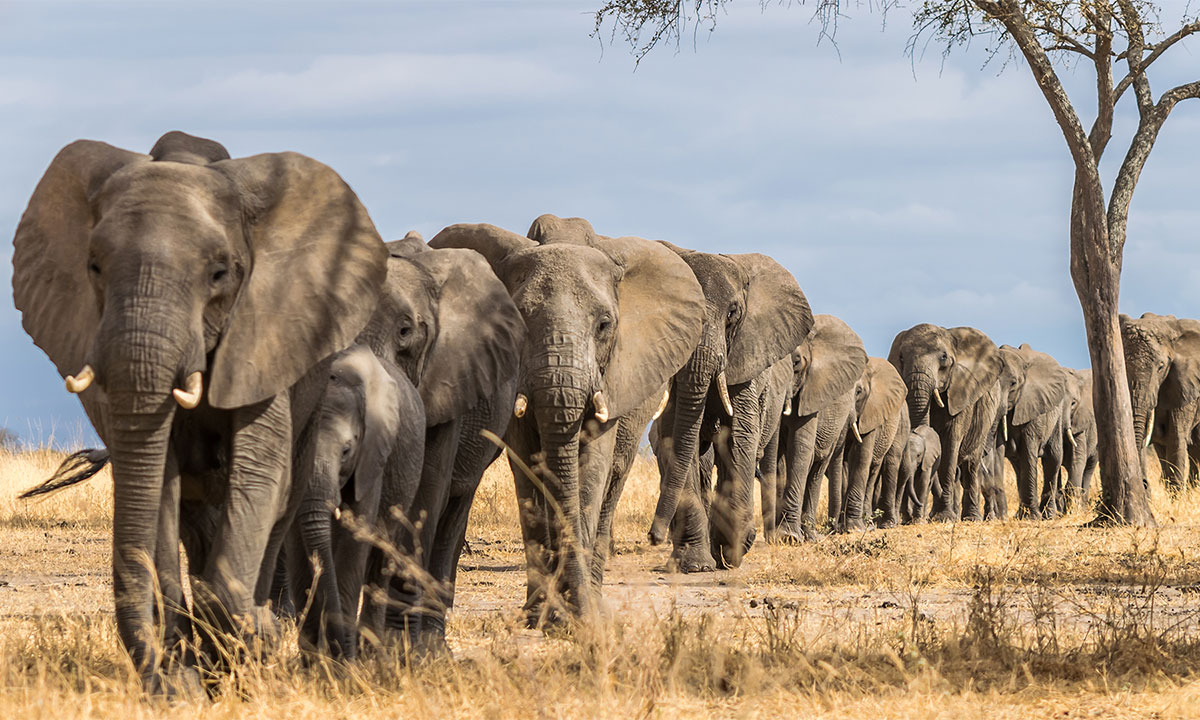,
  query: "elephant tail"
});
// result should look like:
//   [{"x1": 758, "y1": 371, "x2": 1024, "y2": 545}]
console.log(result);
[{"x1": 19, "y1": 448, "x2": 111, "y2": 499}]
